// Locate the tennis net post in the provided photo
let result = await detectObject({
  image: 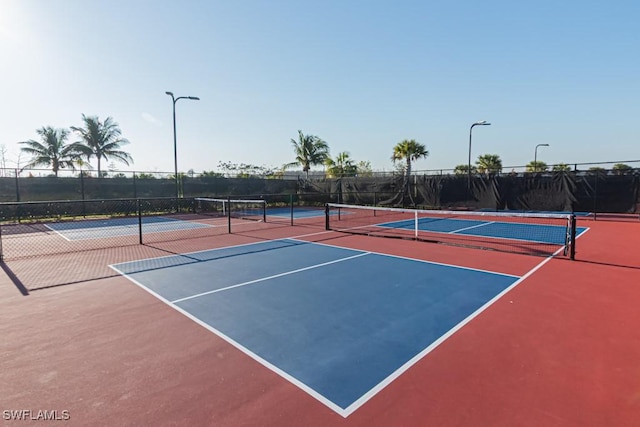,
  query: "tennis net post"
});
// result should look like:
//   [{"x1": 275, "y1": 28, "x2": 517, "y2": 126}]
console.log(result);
[
  {"x1": 570, "y1": 214, "x2": 577, "y2": 260},
  {"x1": 325, "y1": 204, "x2": 330, "y2": 230},
  {"x1": 227, "y1": 196, "x2": 232, "y2": 233},
  {"x1": 193, "y1": 197, "x2": 268, "y2": 234}
]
